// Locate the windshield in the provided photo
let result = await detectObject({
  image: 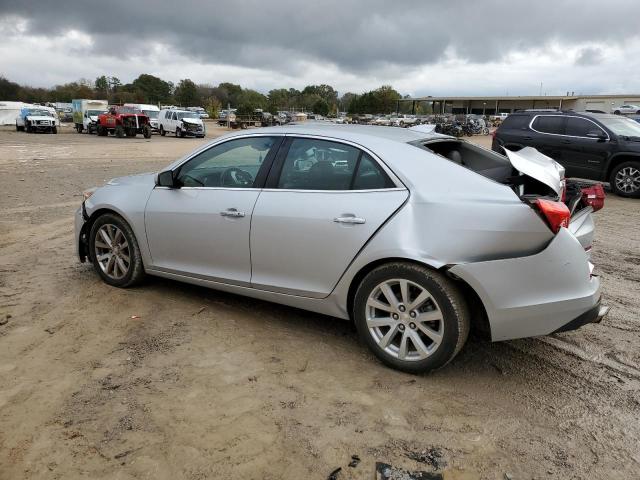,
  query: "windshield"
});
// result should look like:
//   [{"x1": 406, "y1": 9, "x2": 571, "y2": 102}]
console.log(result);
[
  {"x1": 177, "y1": 112, "x2": 199, "y2": 120},
  {"x1": 29, "y1": 109, "x2": 54, "y2": 117},
  {"x1": 143, "y1": 110, "x2": 159, "y2": 118},
  {"x1": 598, "y1": 116, "x2": 640, "y2": 137}
]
